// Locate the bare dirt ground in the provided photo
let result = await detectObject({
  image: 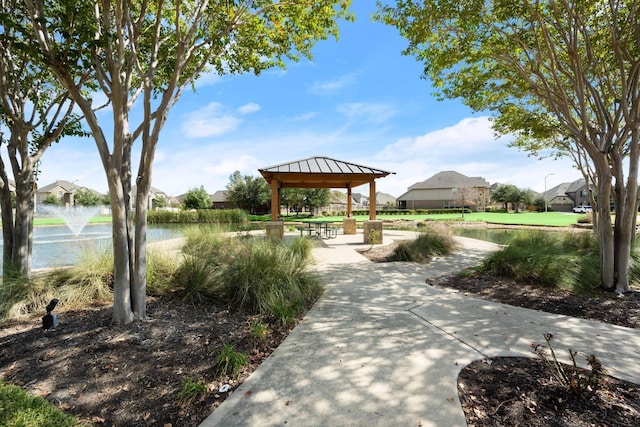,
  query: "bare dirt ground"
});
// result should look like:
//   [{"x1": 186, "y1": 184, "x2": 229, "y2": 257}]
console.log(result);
[{"x1": 1, "y1": 239, "x2": 639, "y2": 426}]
